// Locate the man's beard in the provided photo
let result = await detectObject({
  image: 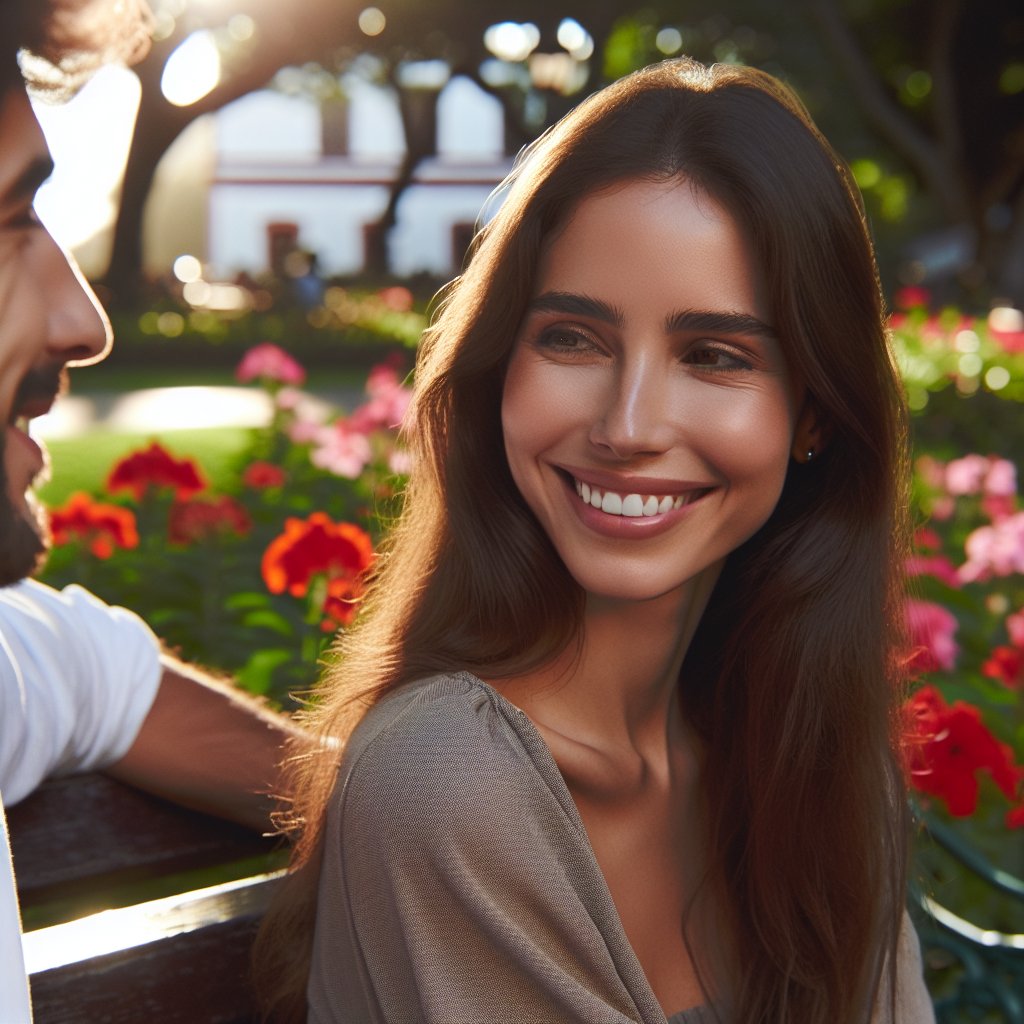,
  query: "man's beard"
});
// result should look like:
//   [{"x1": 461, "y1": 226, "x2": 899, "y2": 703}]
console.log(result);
[
  {"x1": 0, "y1": 433, "x2": 49, "y2": 586},
  {"x1": 0, "y1": 363, "x2": 65, "y2": 587}
]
